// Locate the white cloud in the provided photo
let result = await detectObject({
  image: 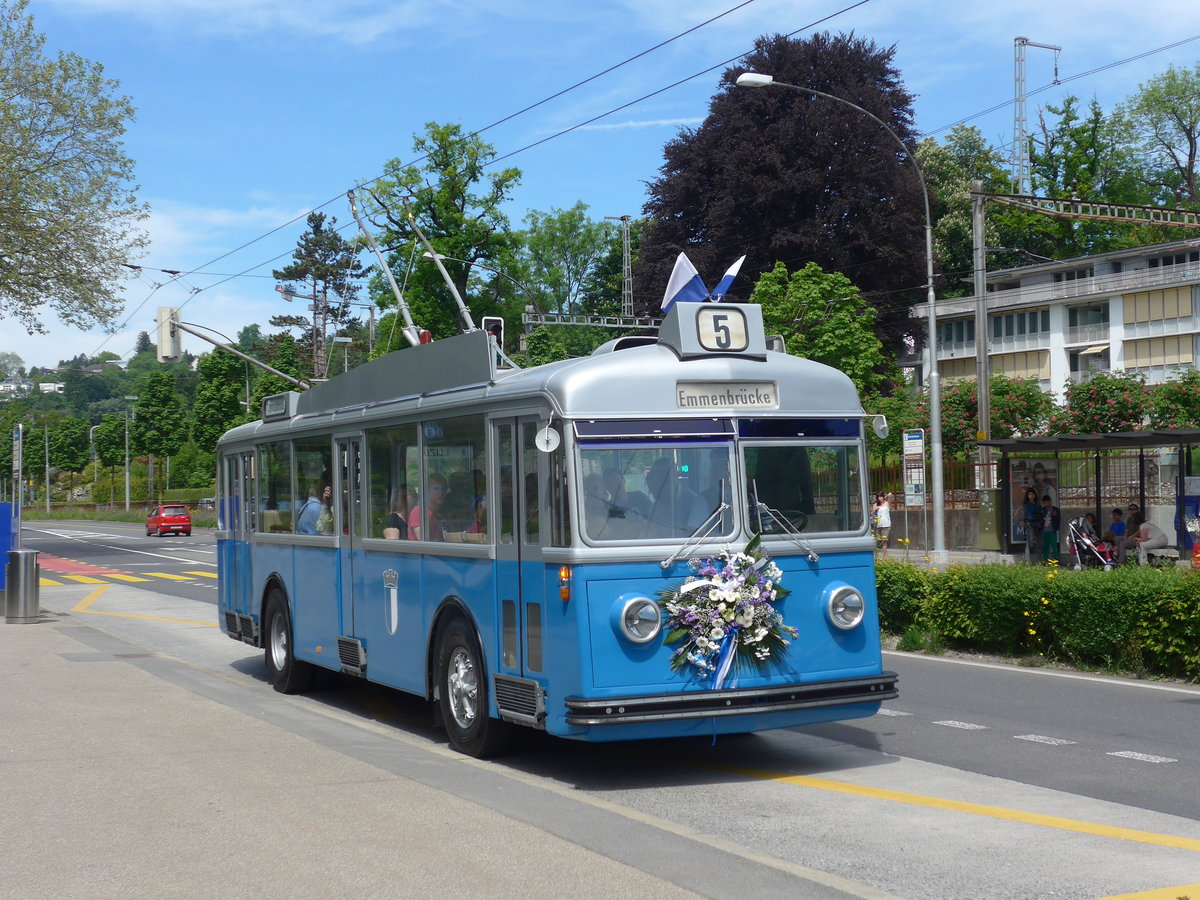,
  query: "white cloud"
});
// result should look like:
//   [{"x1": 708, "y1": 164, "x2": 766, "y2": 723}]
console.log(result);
[{"x1": 576, "y1": 116, "x2": 703, "y2": 131}]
